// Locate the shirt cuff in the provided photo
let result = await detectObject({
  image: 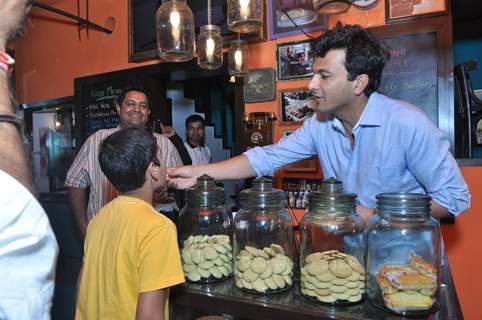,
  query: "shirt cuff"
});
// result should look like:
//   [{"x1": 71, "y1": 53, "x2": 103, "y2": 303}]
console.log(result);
[{"x1": 244, "y1": 147, "x2": 276, "y2": 177}]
